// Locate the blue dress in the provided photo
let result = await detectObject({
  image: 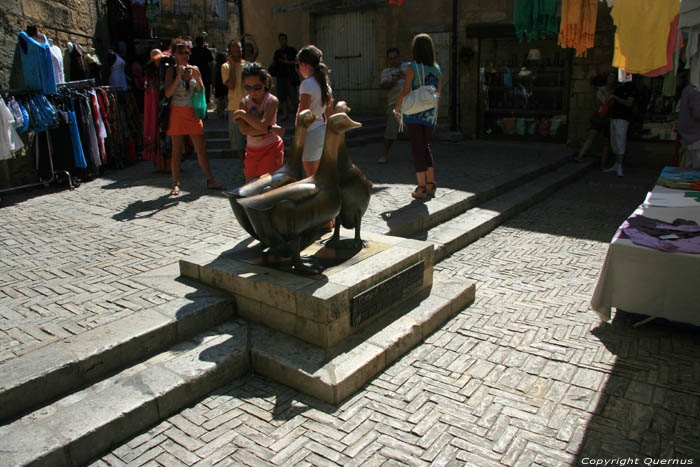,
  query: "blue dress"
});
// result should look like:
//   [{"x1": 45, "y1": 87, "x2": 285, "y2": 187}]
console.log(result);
[
  {"x1": 17, "y1": 32, "x2": 57, "y2": 95},
  {"x1": 402, "y1": 62, "x2": 441, "y2": 128}
]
